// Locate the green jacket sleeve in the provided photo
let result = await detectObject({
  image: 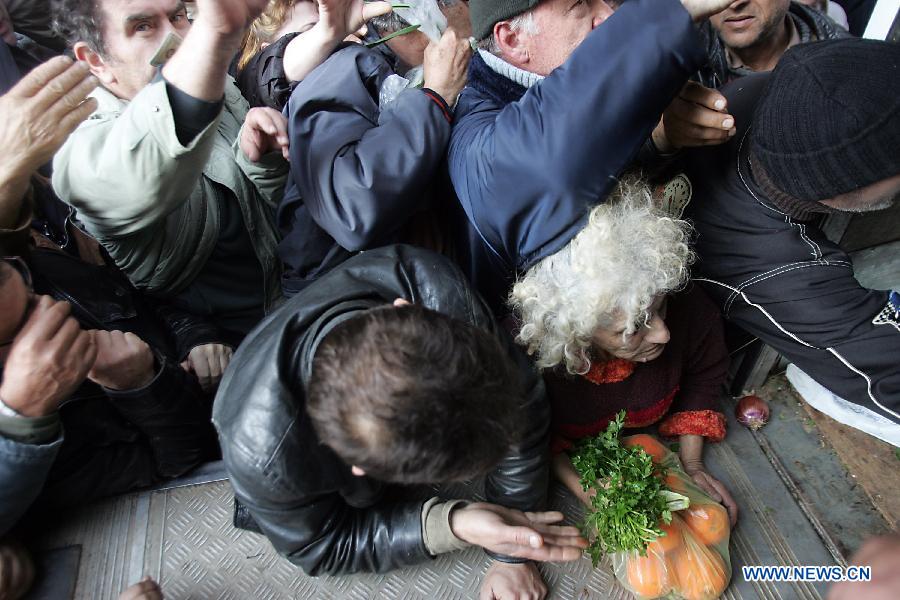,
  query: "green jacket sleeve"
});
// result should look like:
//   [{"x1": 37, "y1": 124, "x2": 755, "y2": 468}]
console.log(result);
[{"x1": 51, "y1": 80, "x2": 222, "y2": 239}]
